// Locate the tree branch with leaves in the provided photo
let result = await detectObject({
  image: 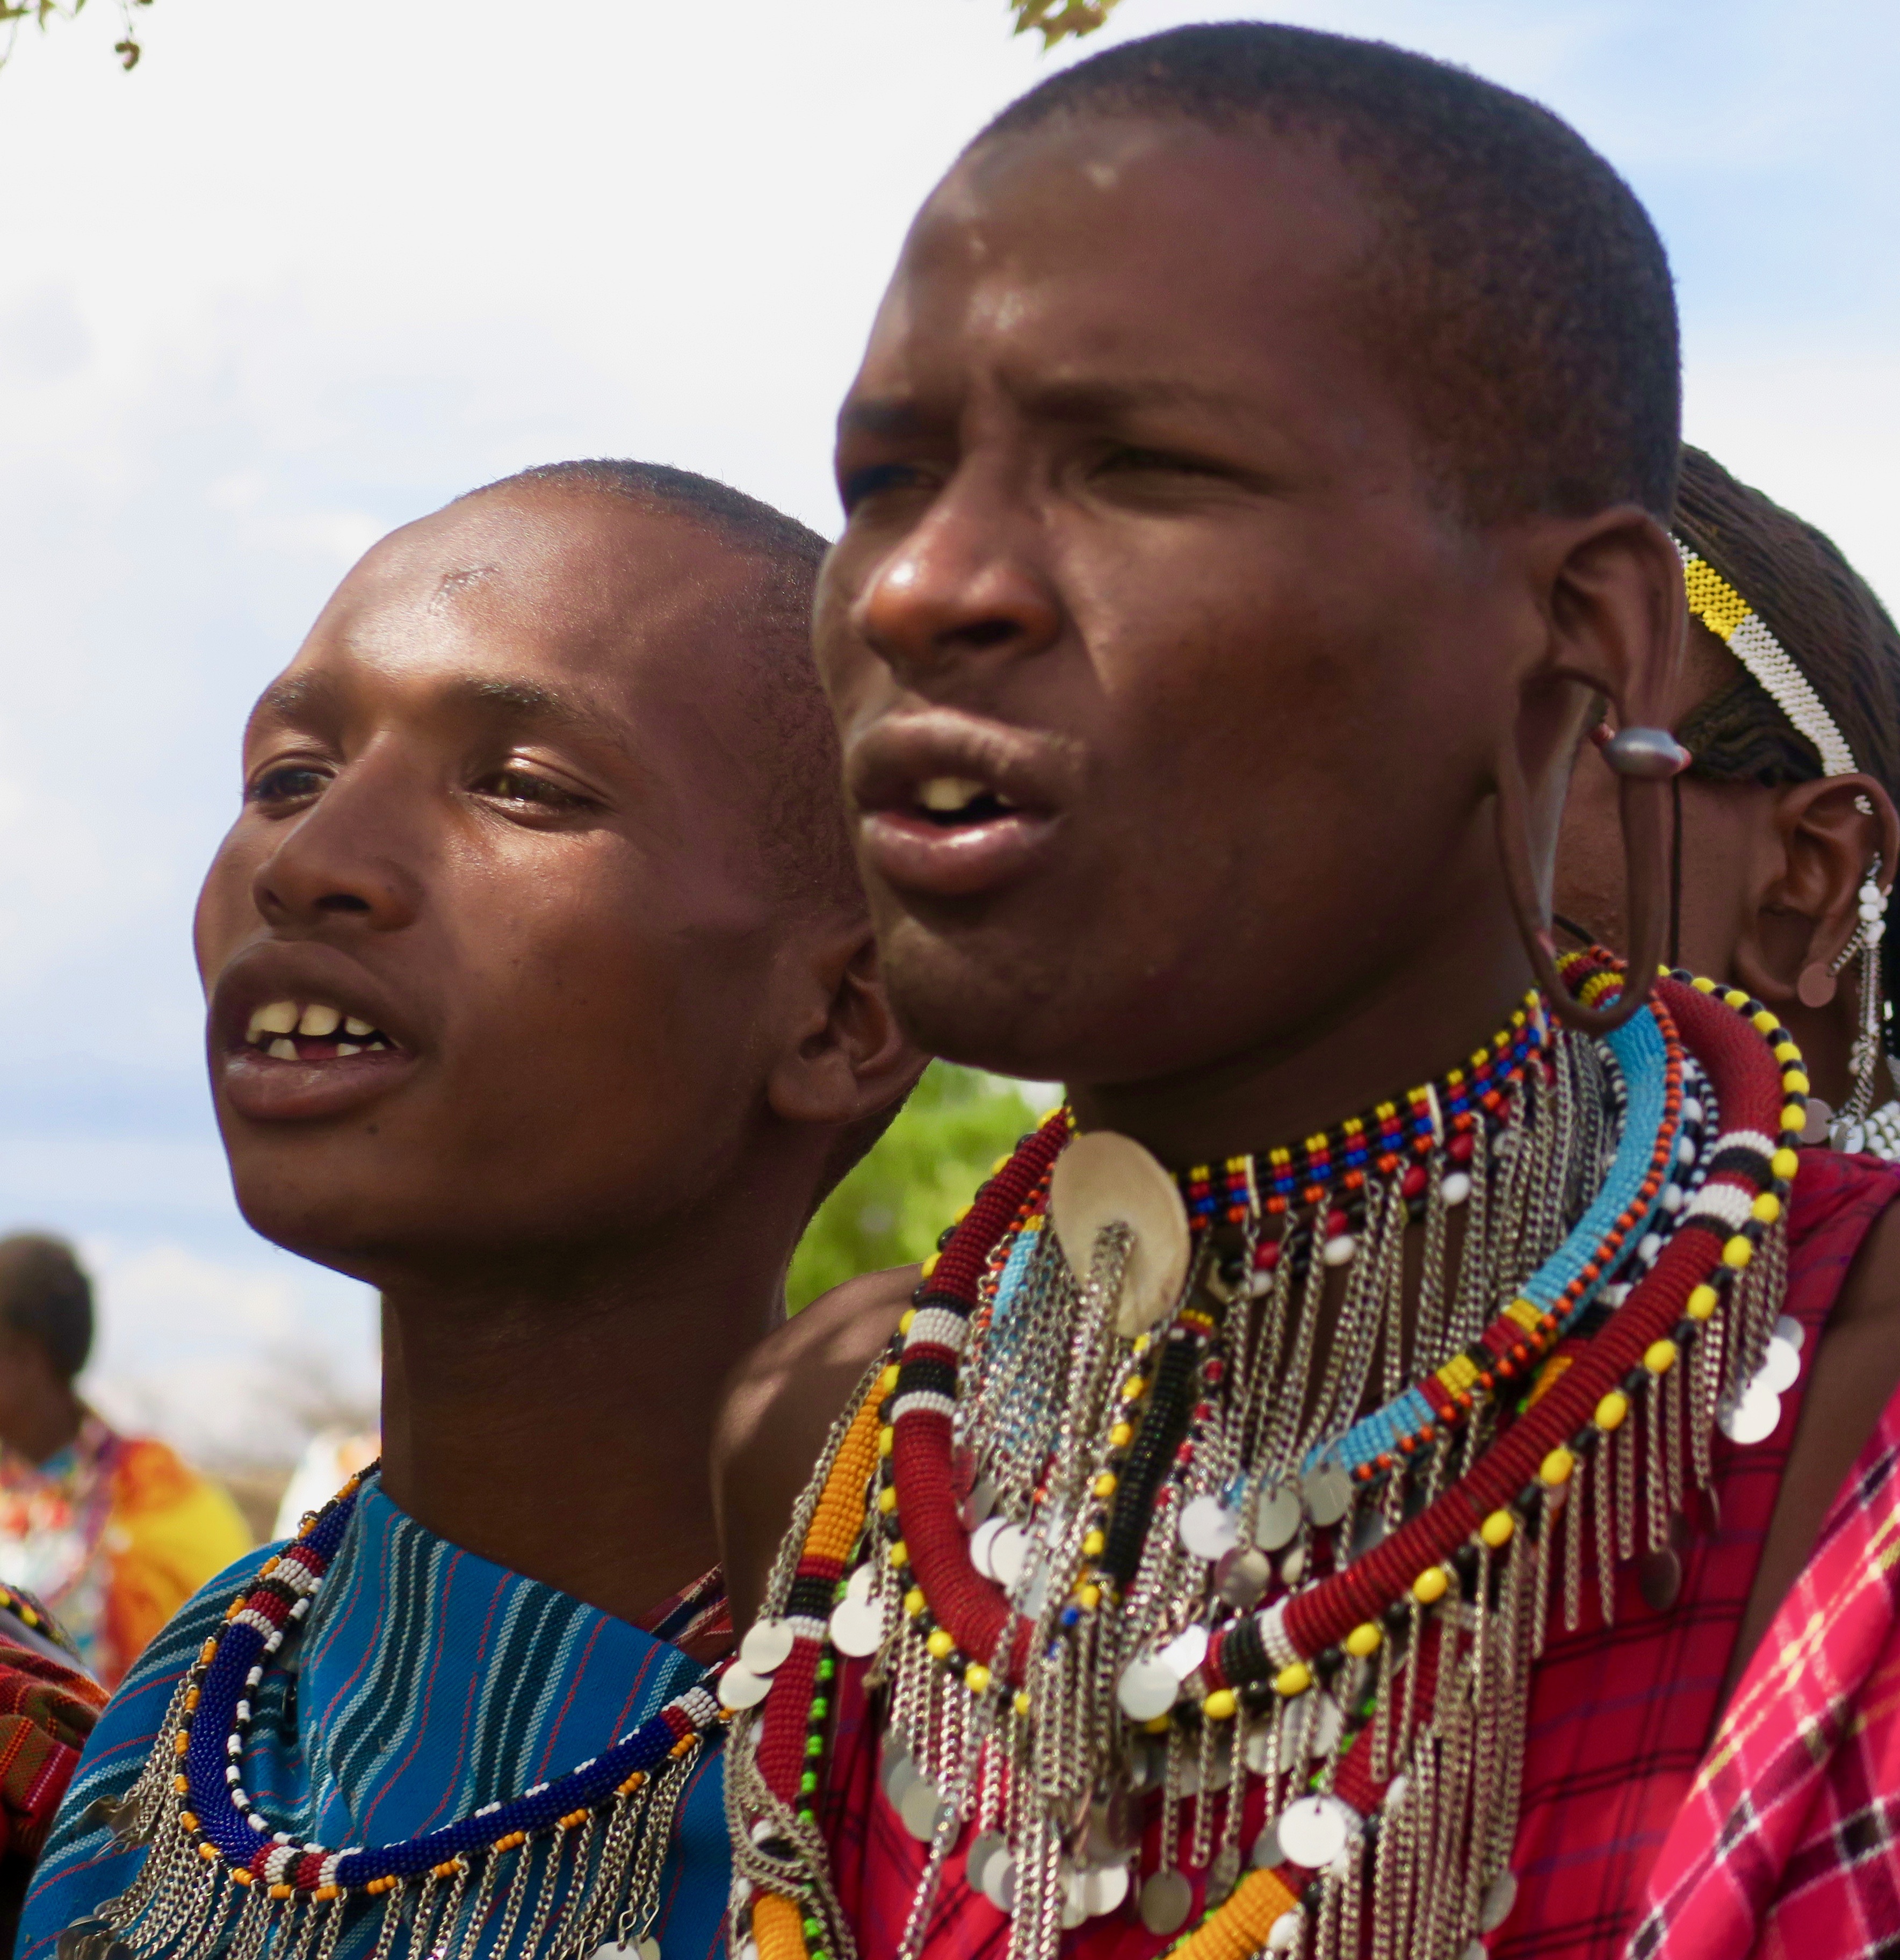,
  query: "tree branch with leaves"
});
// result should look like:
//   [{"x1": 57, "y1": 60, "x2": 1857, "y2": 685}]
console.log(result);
[{"x1": 0, "y1": 0, "x2": 151, "y2": 70}]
